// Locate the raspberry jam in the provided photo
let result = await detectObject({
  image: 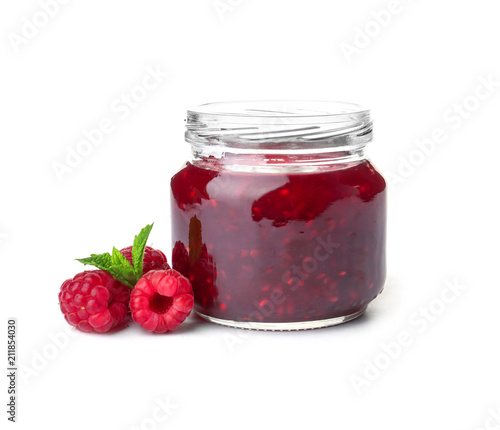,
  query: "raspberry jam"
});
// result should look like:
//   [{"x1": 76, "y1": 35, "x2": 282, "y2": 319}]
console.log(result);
[{"x1": 170, "y1": 101, "x2": 387, "y2": 330}]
